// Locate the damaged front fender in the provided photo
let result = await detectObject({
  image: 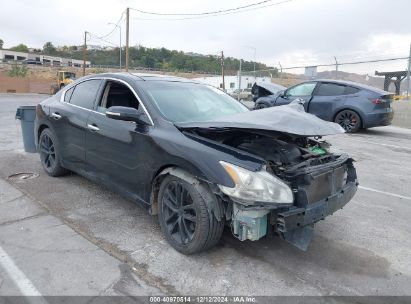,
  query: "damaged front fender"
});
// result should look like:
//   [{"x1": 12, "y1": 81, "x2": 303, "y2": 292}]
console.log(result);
[{"x1": 152, "y1": 167, "x2": 225, "y2": 221}]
